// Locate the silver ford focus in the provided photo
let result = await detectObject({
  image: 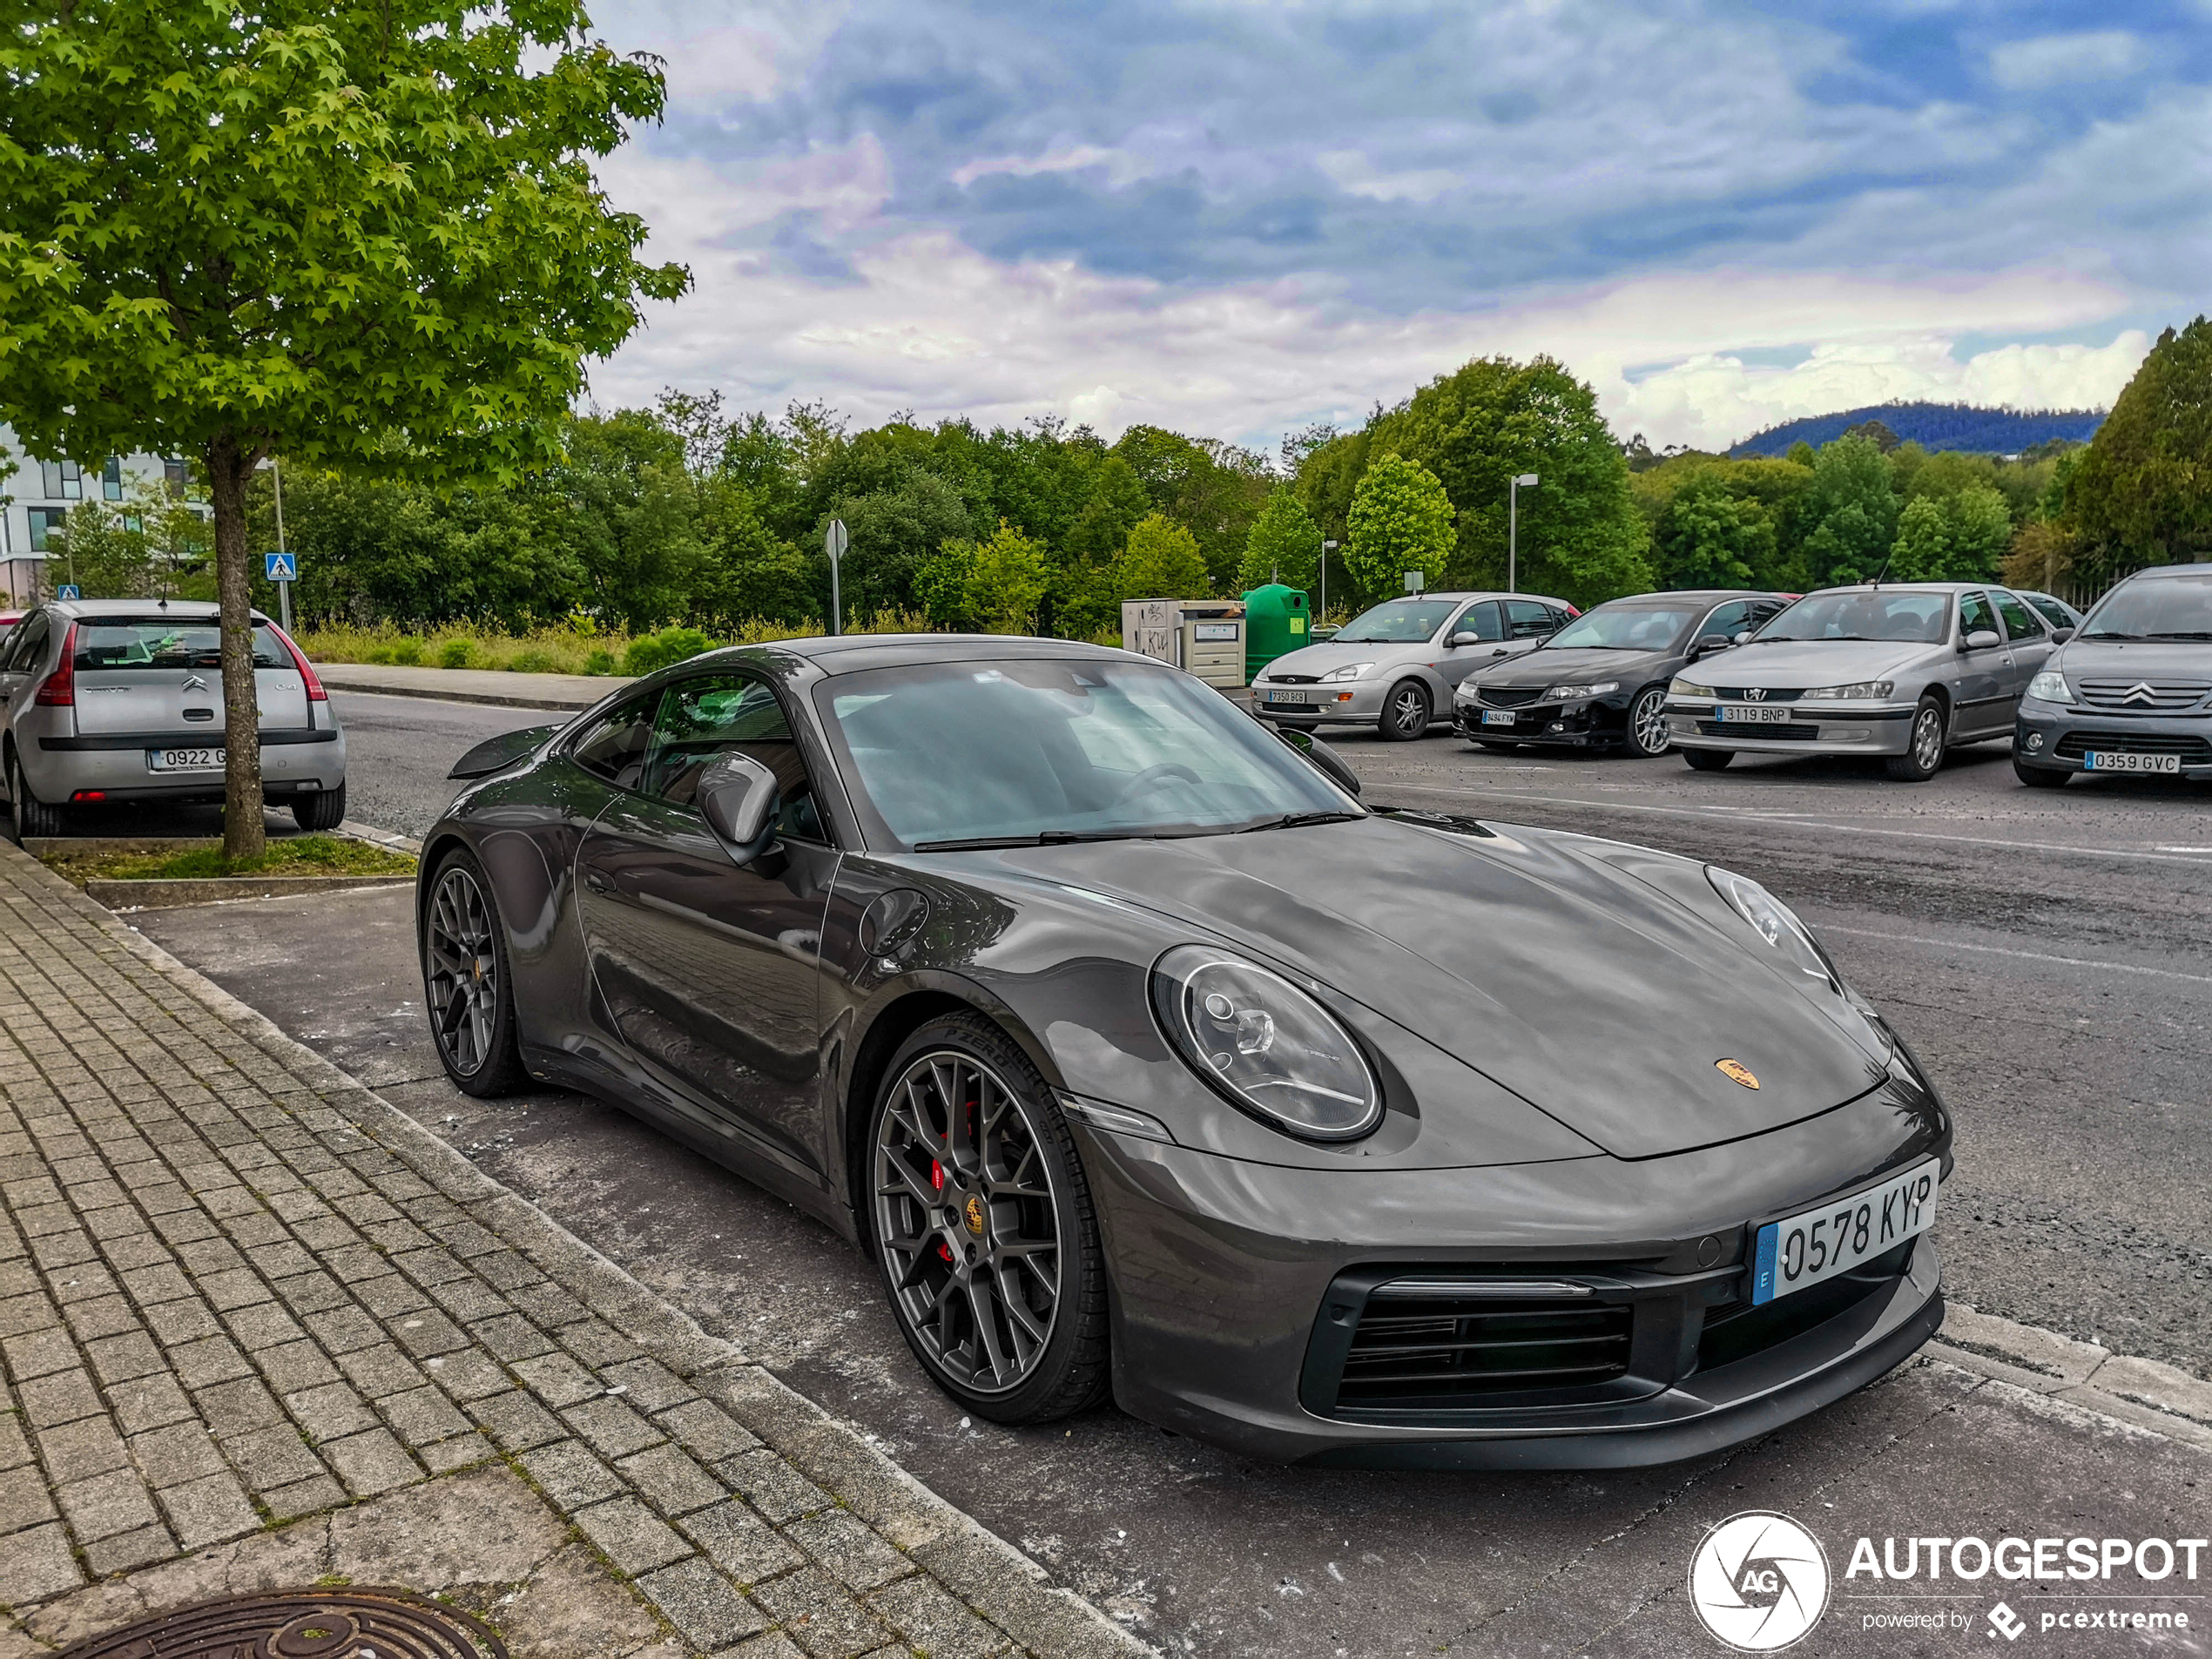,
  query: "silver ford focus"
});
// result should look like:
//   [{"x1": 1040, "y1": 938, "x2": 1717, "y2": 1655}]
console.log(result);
[
  {"x1": 0, "y1": 597, "x2": 347, "y2": 836},
  {"x1": 1665, "y1": 583, "x2": 2060, "y2": 781}
]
